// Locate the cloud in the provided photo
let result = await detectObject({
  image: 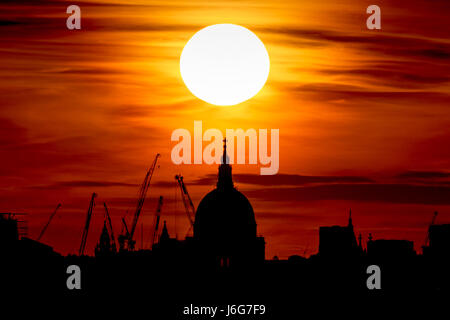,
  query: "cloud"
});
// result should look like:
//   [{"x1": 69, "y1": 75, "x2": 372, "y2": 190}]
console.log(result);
[
  {"x1": 0, "y1": 117, "x2": 118, "y2": 180},
  {"x1": 47, "y1": 67, "x2": 127, "y2": 75},
  {"x1": 245, "y1": 183, "x2": 450, "y2": 205},
  {"x1": 234, "y1": 173, "x2": 373, "y2": 186},
  {"x1": 152, "y1": 180, "x2": 177, "y2": 188},
  {"x1": 0, "y1": 0, "x2": 165, "y2": 8},
  {"x1": 394, "y1": 171, "x2": 450, "y2": 186},
  {"x1": 397, "y1": 171, "x2": 450, "y2": 179},
  {"x1": 29, "y1": 180, "x2": 138, "y2": 190},
  {"x1": 281, "y1": 82, "x2": 450, "y2": 105},
  {"x1": 191, "y1": 173, "x2": 374, "y2": 187},
  {"x1": 0, "y1": 20, "x2": 21, "y2": 26},
  {"x1": 190, "y1": 174, "x2": 217, "y2": 186},
  {"x1": 256, "y1": 211, "x2": 319, "y2": 222},
  {"x1": 317, "y1": 63, "x2": 450, "y2": 89},
  {"x1": 260, "y1": 27, "x2": 450, "y2": 60}
]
